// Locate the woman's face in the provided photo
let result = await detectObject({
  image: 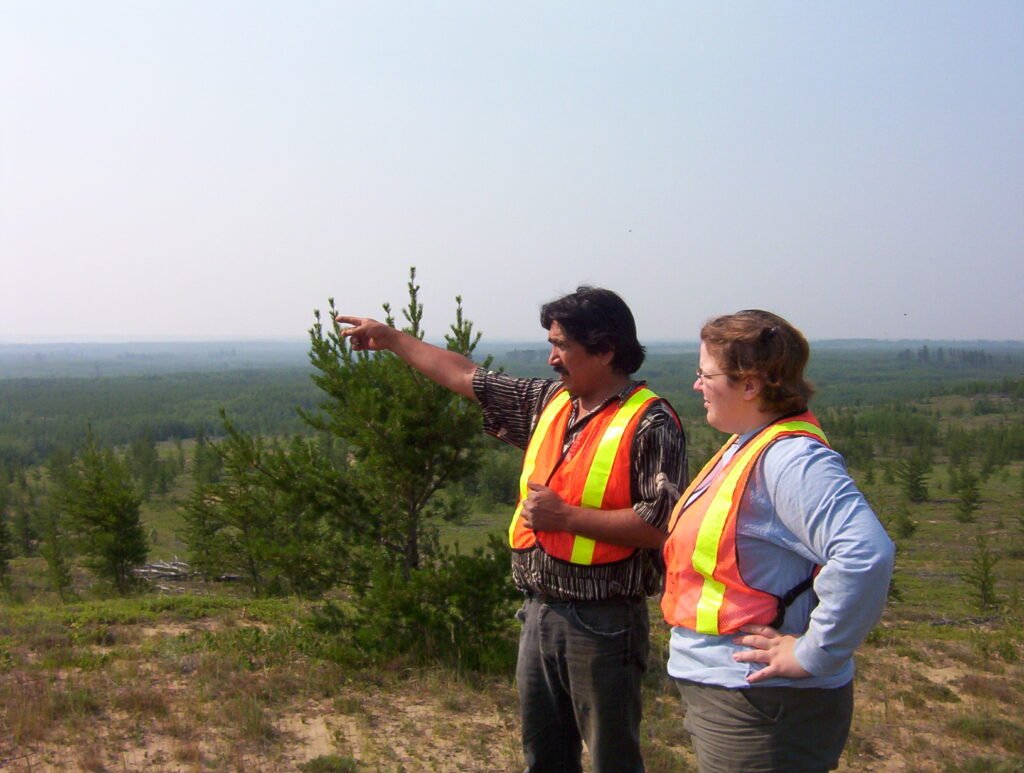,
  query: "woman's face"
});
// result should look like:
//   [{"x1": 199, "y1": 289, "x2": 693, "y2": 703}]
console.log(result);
[{"x1": 694, "y1": 342, "x2": 759, "y2": 434}]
